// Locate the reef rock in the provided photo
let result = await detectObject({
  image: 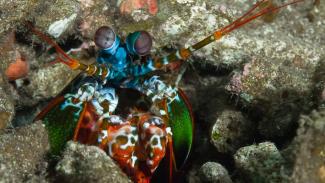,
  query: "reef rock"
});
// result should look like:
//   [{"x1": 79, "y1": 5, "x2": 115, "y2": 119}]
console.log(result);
[
  {"x1": 199, "y1": 162, "x2": 233, "y2": 183},
  {"x1": 291, "y1": 110, "x2": 325, "y2": 183},
  {"x1": 25, "y1": 64, "x2": 79, "y2": 103},
  {"x1": 0, "y1": 0, "x2": 33, "y2": 37},
  {"x1": 223, "y1": 1, "x2": 324, "y2": 140},
  {"x1": 210, "y1": 109, "x2": 254, "y2": 154},
  {"x1": 0, "y1": 78, "x2": 14, "y2": 129},
  {"x1": 31, "y1": 0, "x2": 80, "y2": 39},
  {"x1": 56, "y1": 141, "x2": 131, "y2": 183},
  {"x1": 234, "y1": 142, "x2": 290, "y2": 183},
  {"x1": 0, "y1": 121, "x2": 49, "y2": 182}
]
